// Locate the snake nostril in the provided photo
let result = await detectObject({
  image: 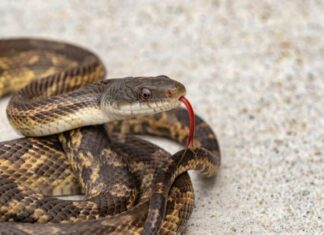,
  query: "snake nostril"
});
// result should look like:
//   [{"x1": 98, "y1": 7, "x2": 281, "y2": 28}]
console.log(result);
[{"x1": 176, "y1": 83, "x2": 186, "y2": 97}]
